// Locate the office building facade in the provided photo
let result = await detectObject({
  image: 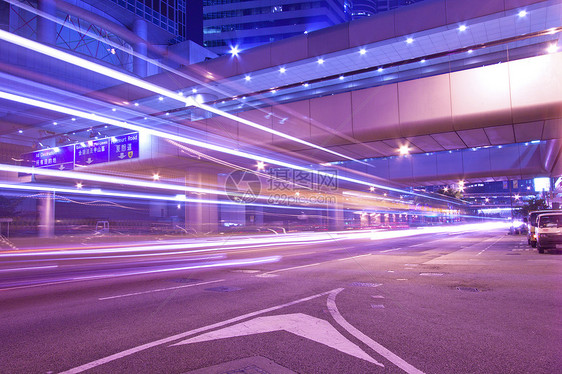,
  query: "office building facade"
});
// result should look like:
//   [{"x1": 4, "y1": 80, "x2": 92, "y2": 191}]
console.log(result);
[
  {"x1": 203, "y1": 0, "x2": 352, "y2": 54},
  {"x1": 351, "y1": 0, "x2": 425, "y2": 19}
]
